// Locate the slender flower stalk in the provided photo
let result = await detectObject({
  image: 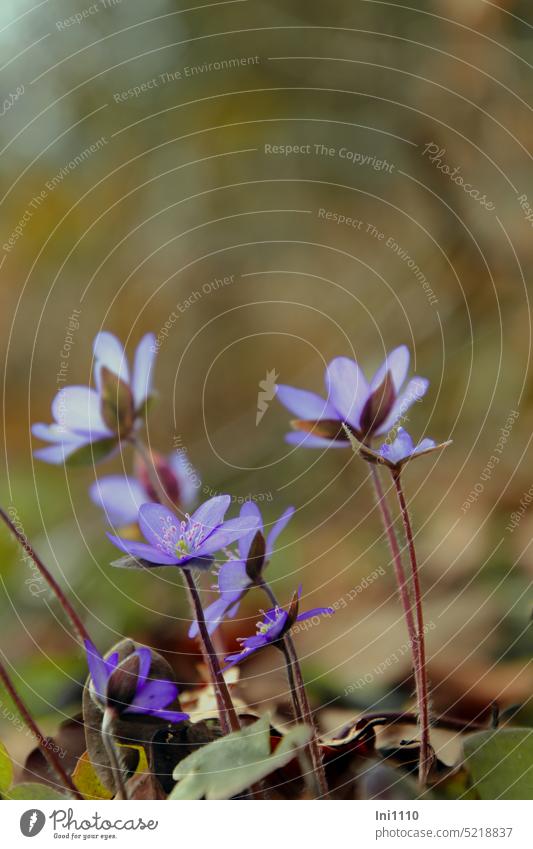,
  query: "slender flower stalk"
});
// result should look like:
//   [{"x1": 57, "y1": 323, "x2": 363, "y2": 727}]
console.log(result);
[
  {"x1": 0, "y1": 656, "x2": 82, "y2": 799},
  {"x1": 367, "y1": 467, "x2": 421, "y2": 693},
  {"x1": 391, "y1": 469, "x2": 432, "y2": 786},
  {"x1": 259, "y1": 581, "x2": 330, "y2": 799},
  {"x1": 0, "y1": 507, "x2": 89, "y2": 644},
  {"x1": 182, "y1": 569, "x2": 240, "y2": 733},
  {"x1": 101, "y1": 709, "x2": 128, "y2": 800},
  {"x1": 129, "y1": 438, "x2": 240, "y2": 735}
]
